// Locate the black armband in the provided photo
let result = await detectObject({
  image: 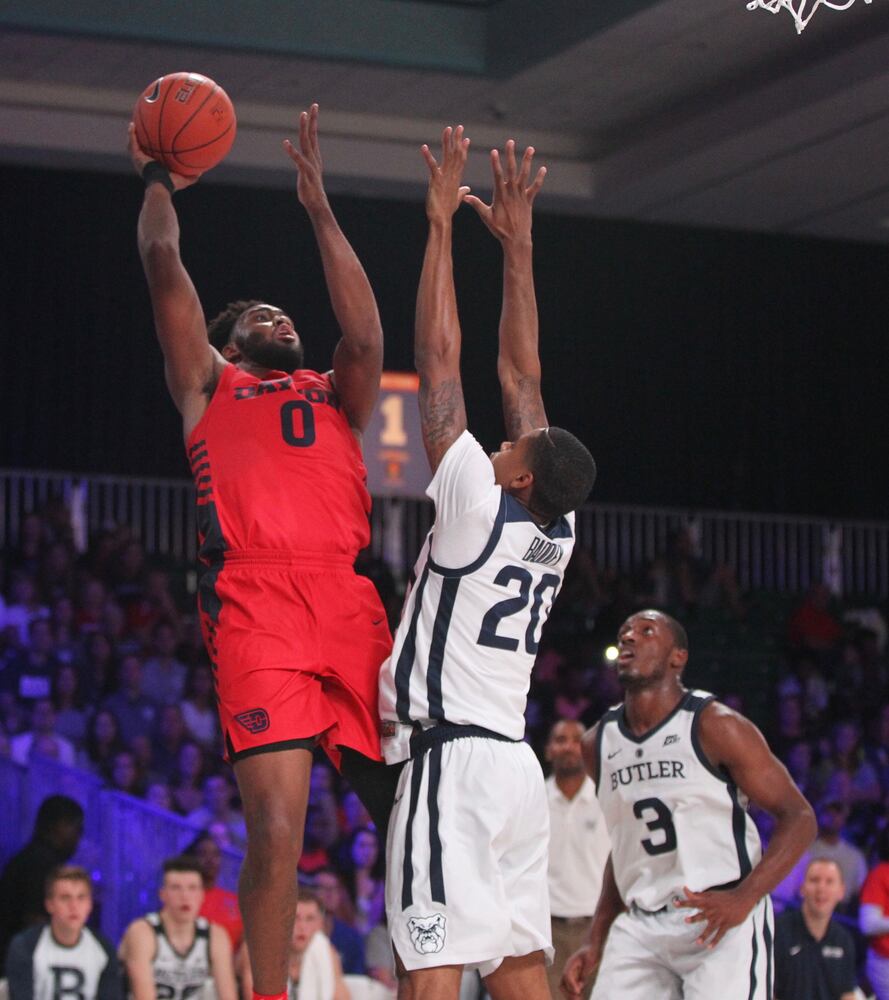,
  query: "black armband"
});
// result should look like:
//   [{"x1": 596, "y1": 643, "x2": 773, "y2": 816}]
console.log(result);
[{"x1": 142, "y1": 161, "x2": 175, "y2": 194}]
